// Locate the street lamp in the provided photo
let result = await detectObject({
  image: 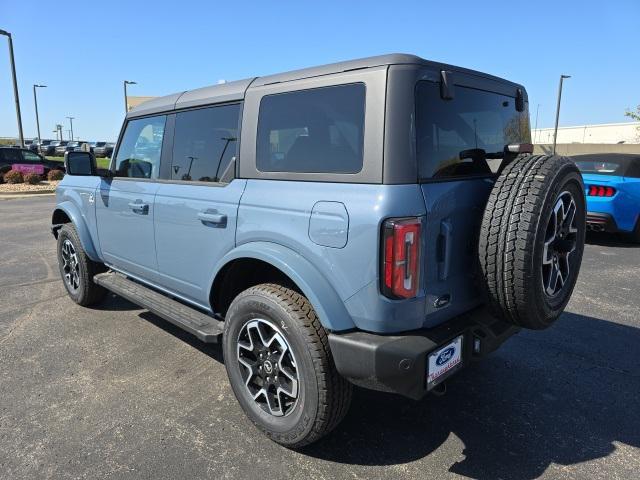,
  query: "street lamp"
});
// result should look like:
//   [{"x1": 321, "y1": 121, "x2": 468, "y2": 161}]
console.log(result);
[
  {"x1": 124, "y1": 80, "x2": 137, "y2": 113},
  {"x1": 552, "y1": 75, "x2": 571, "y2": 154},
  {"x1": 0, "y1": 29, "x2": 25, "y2": 147},
  {"x1": 66, "y1": 116, "x2": 75, "y2": 141},
  {"x1": 33, "y1": 84, "x2": 47, "y2": 151}
]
